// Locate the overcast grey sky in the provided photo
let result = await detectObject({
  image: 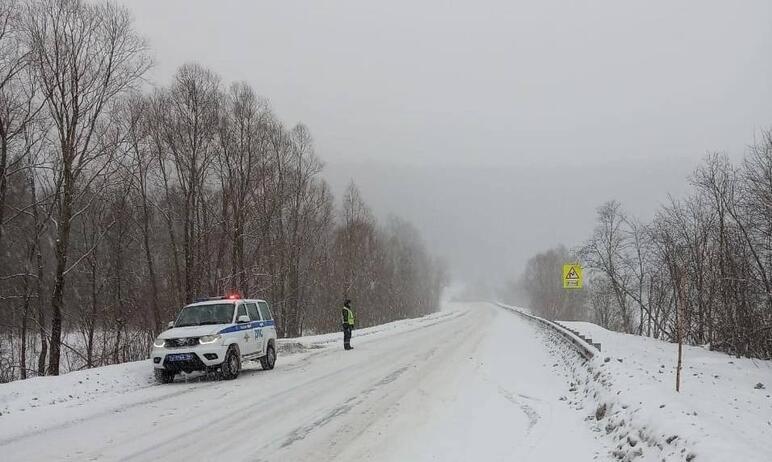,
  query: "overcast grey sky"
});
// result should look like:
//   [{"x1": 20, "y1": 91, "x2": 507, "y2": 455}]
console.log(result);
[{"x1": 117, "y1": 0, "x2": 772, "y2": 284}]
